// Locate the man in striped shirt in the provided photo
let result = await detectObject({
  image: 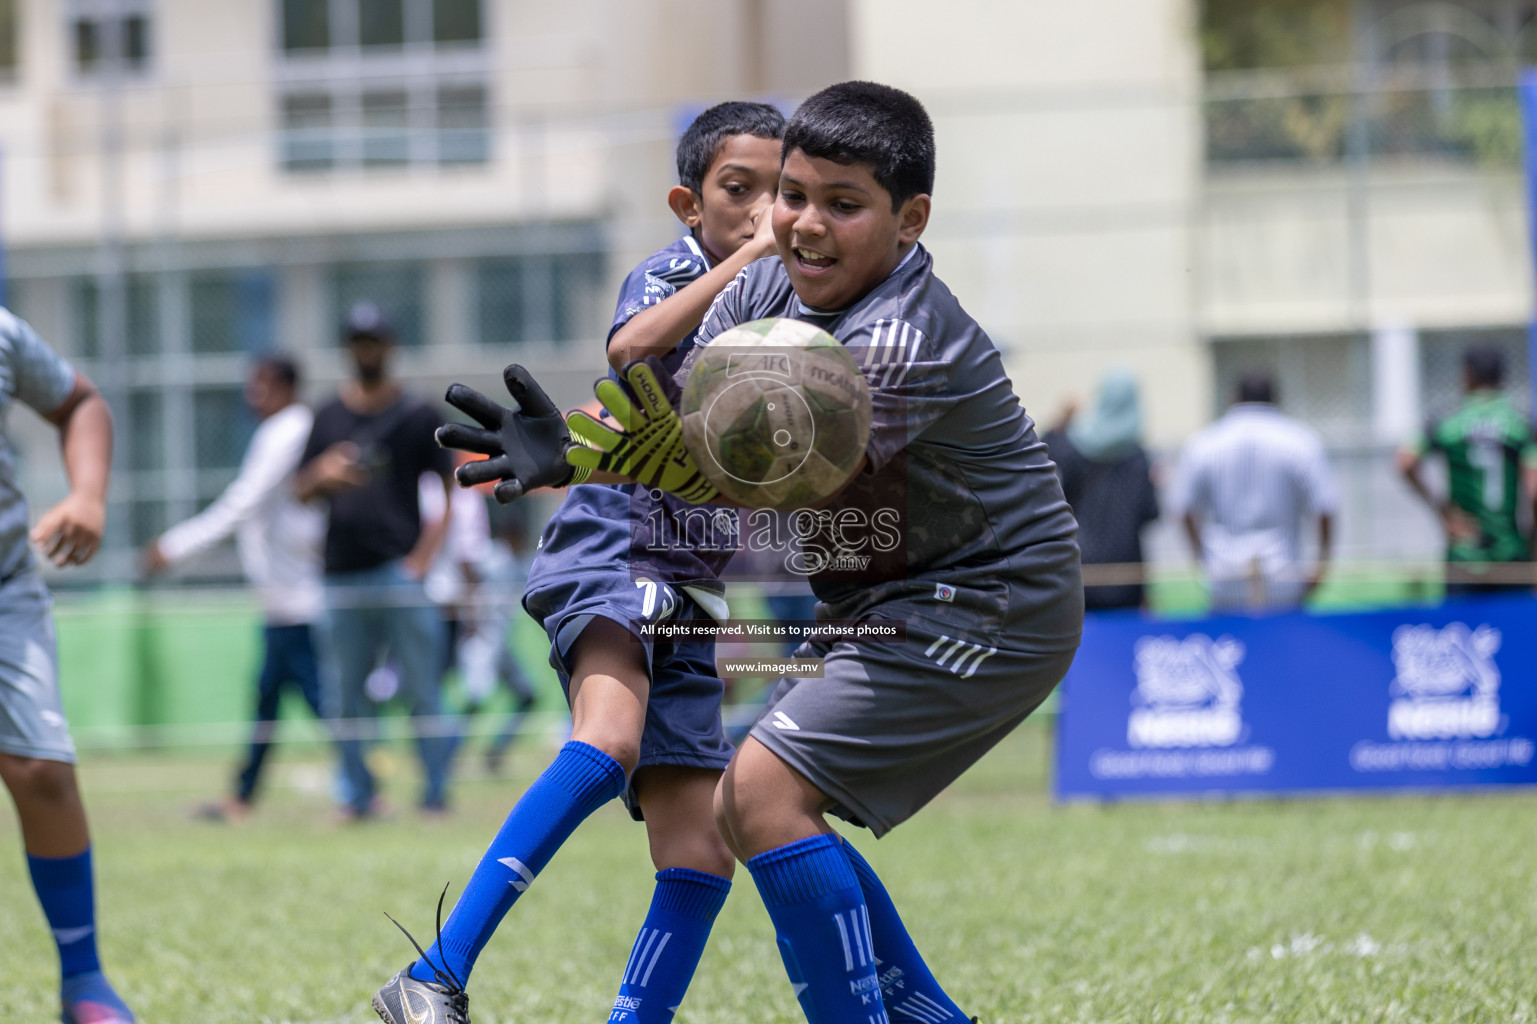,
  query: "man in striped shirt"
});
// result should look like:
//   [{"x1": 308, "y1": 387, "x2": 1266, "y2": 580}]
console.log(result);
[{"x1": 1171, "y1": 373, "x2": 1338, "y2": 611}]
